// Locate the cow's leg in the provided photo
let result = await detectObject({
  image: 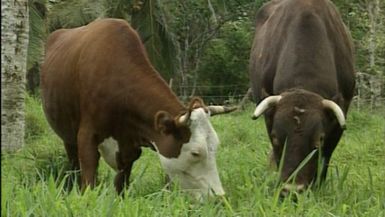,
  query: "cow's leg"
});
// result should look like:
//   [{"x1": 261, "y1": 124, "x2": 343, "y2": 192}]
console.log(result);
[
  {"x1": 77, "y1": 126, "x2": 100, "y2": 191},
  {"x1": 64, "y1": 142, "x2": 80, "y2": 170},
  {"x1": 264, "y1": 109, "x2": 278, "y2": 167},
  {"x1": 114, "y1": 144, "x2": 142, "y2": 194},
  {"x1": 321, "y1": 126, "x2": 343, "y2": 182},
  {"x1": 63, "y1": 142, "x2": 80, "y2": 190}
]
